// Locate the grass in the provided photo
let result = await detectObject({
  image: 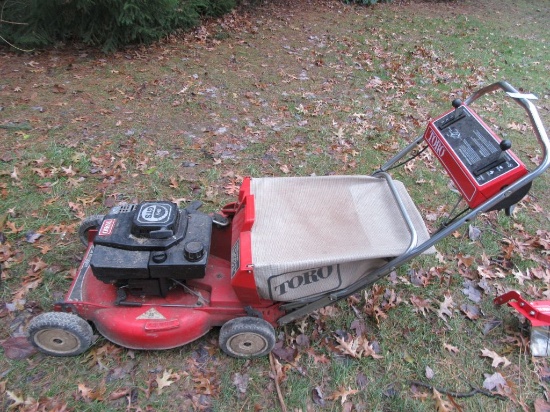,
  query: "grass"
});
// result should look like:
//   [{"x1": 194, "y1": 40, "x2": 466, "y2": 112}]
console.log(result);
[{"x1": 1, "y1": 0, "x2": 549, "y2": 410}]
